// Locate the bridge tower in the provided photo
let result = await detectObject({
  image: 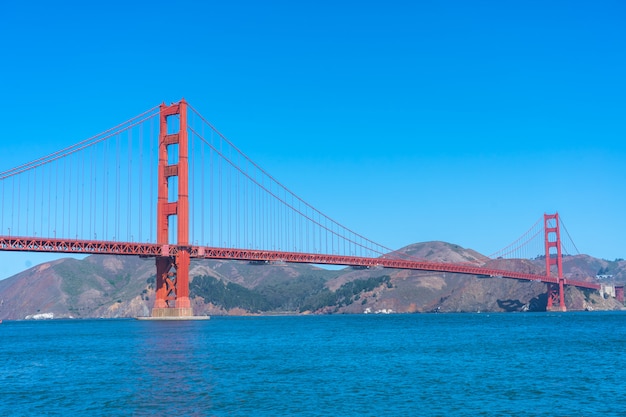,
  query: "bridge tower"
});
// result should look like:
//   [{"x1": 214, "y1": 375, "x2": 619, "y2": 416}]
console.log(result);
[
  {"x1": 544, "y1": 213, "x2": 566, "y2": 312},
  {"x1": 152, "y1": 100, "x2": 193, "y2": 318}
]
